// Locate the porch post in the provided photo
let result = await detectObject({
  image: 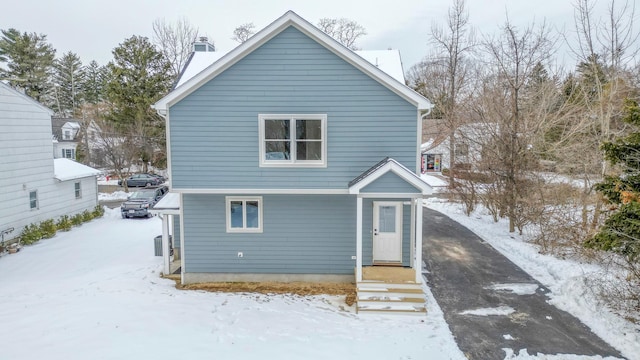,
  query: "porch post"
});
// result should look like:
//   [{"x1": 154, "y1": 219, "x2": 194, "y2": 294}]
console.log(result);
[
  {"x1": 162, "y1": 214, "x2": 170, "y2": 275},
  {"x1": 415, "y1": 198, "x2": 423, "y2": 283},
  {"x1": 356, "y1": 196, "x2": 363, "y2": 282}
]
